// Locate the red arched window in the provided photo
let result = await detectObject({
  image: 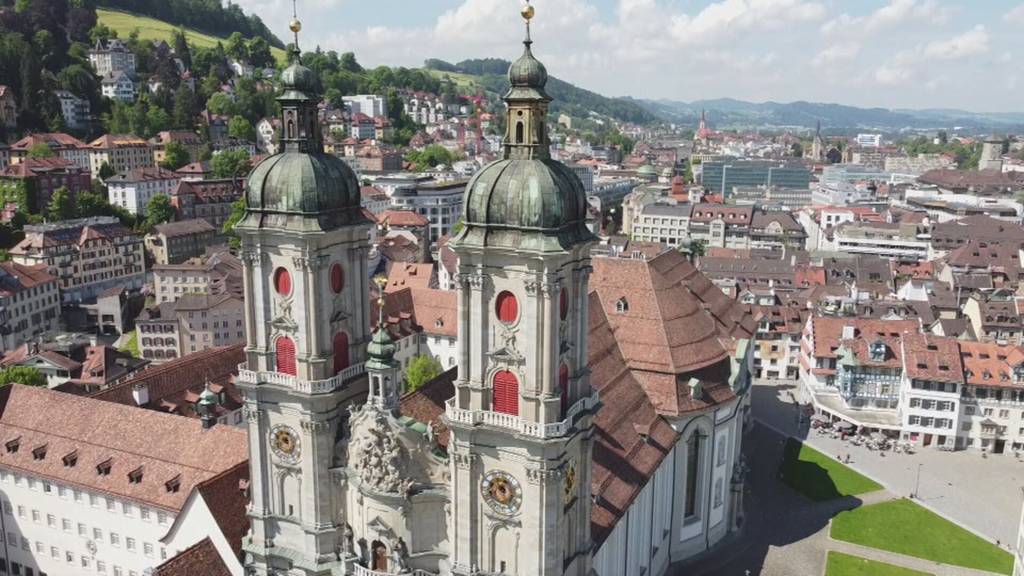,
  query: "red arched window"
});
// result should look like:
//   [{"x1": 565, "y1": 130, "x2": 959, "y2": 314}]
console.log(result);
[
  {"x1": 274, "y1": 268, "x2": 292, "y2": 296},
  {"x1": 275, "y1": 336, "x2": 296, "y2": 375},
  {"x1": 559, "y1": 287, "x2": 569, "y2": 321},
  {"x1": 493, "y1": 370, "x2": 519, "y2": 416},
  {"x1": 330, "y1": 263, "x2": 344, "y2": 294},
  {"x1": 333, "y1": 332, "x2": 350, "y2": 374},
  {"x1": 495, "y1": 291, "x2": 518, "y2": 324},
  {"x1": 559, "y1": 363, "x2": 570, "y2": 415}
]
